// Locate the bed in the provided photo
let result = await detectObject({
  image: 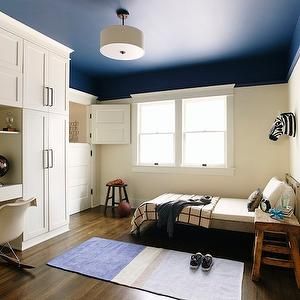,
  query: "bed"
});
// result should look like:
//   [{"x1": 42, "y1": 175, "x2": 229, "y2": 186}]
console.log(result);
[{"x1": 131, "y1": 174, "x2": 300, "y2": 235}]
